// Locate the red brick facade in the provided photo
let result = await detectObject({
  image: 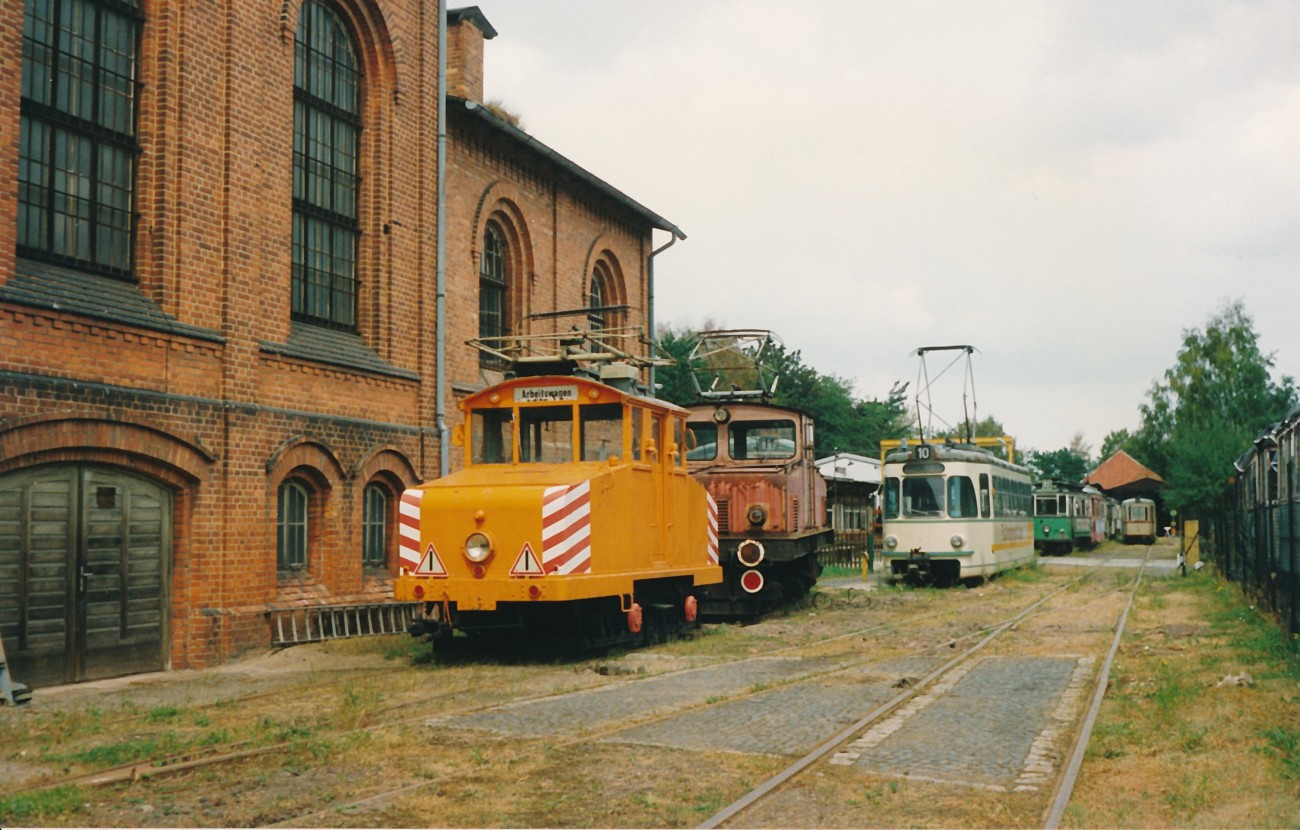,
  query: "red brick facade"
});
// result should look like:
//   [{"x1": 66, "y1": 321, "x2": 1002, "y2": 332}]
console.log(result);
[{"x1": 0, "y1": 2, "x2": 681, "y2": 679}]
